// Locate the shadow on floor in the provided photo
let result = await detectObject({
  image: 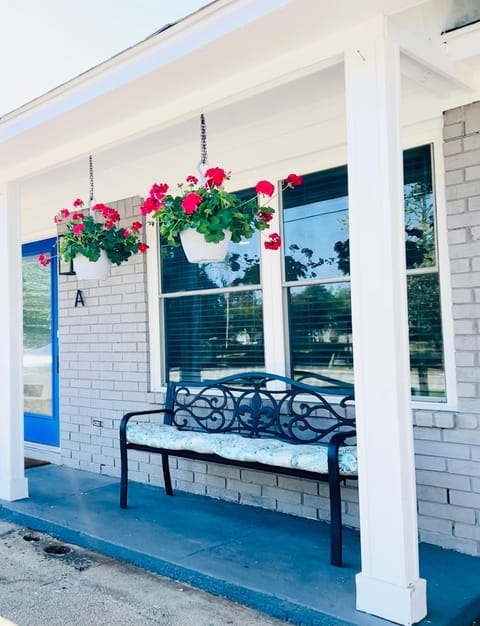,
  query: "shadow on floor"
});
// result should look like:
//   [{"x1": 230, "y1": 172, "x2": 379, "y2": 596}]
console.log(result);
[{"x1": 24, "y1": 458, "x2": 49, "y2": 470}]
